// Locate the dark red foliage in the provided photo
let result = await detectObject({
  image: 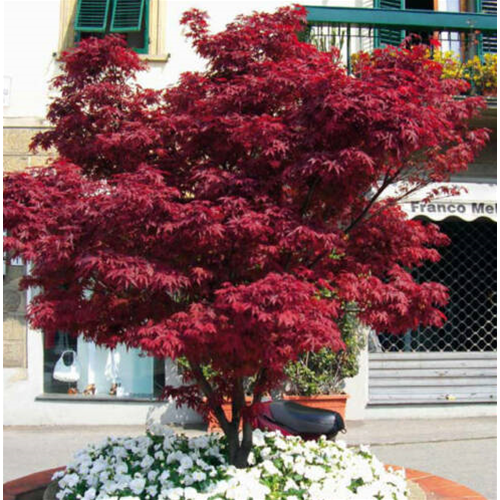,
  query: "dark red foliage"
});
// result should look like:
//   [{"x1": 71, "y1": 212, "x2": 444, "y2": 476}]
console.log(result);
[{"x1": 4, "y1": 6, "x2": 488, "y2": 461}]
